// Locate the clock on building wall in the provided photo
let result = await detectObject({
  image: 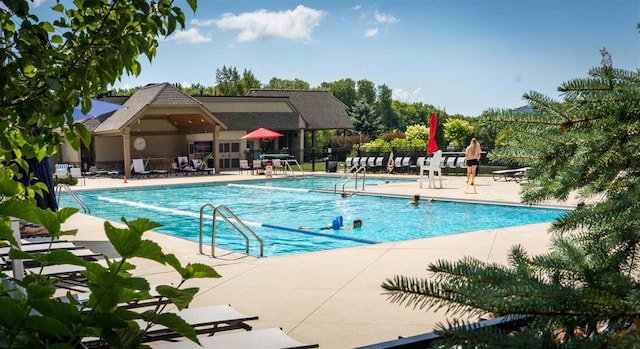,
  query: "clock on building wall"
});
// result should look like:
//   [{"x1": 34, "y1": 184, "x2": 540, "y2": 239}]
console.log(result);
[{"x1": 133, "y1": 136, "x2": 147, "y2": 151}]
